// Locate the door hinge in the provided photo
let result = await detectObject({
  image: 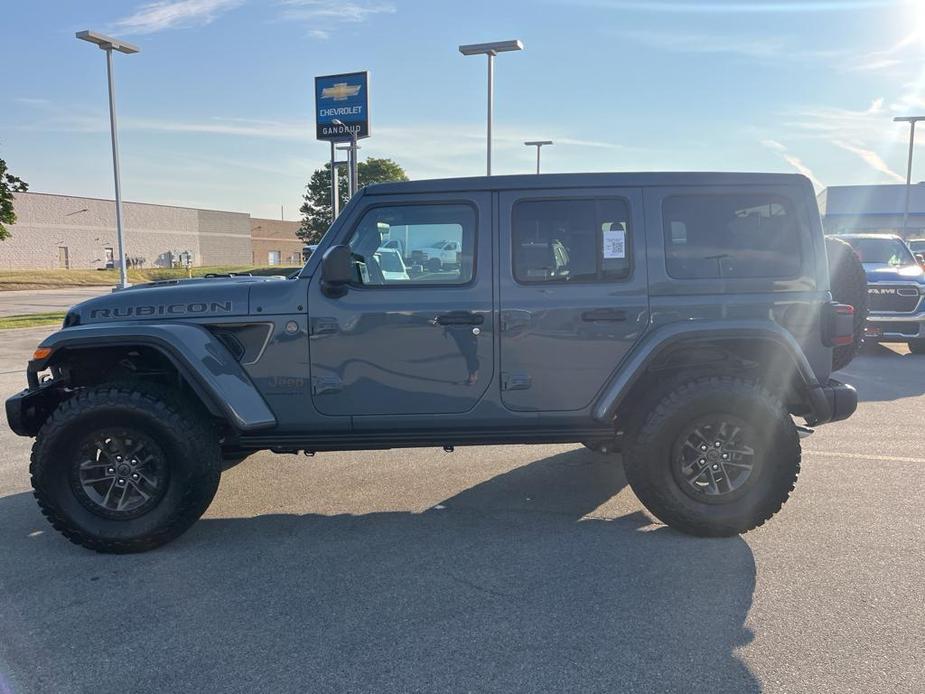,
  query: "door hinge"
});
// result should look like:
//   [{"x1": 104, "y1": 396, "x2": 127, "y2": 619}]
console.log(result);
[
  {"x1": 501, "y1": 372, "x2": 532, "y2": 391},
  {"x1": 311, "y1": 375, "x2": 343, "y2": 395}
]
